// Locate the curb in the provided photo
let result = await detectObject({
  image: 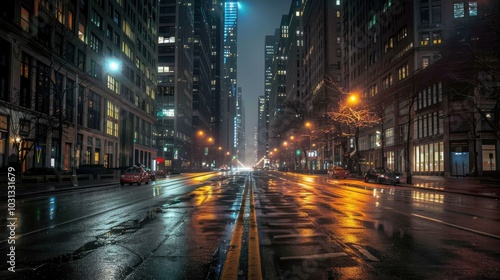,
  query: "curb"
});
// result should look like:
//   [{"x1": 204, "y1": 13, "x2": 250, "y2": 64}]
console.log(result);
[{"x1": 3, "y1": 181, "x2": 119, "y2": 200}]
